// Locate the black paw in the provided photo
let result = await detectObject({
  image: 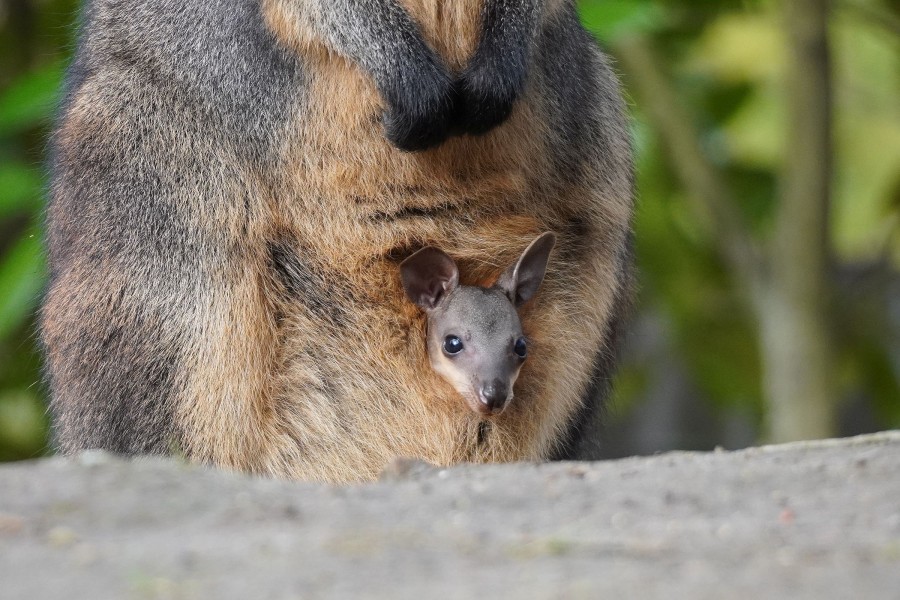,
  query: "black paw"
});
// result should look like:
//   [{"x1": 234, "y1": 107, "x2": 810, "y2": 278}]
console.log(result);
[
  {"x1": 380, "y1": 55, "x2": 455, "y2": 152},
  {"x1": 452, "y1": 49, "x2": 528, "y2": 137}
]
